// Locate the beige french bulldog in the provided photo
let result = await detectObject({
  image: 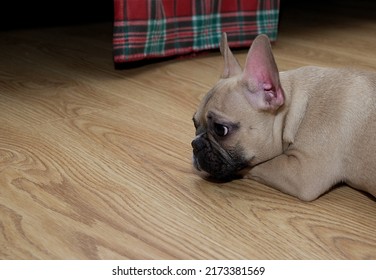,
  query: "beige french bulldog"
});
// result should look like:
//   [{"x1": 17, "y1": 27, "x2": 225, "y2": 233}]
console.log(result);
[{"x1": 192, "y1": 33, "x2": 376, "y2": 201}]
